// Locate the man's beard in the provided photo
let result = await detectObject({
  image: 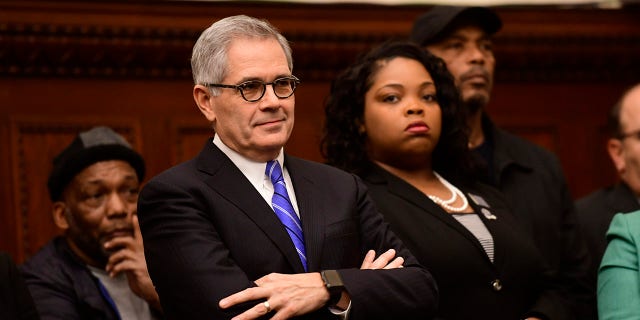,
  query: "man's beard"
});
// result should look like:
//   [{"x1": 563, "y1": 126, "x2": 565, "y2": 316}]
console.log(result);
[
  {"x1": 463, "y1": 93, "x2": 489, "y2": 115},
  {"x1": 69, "y1": 229, "x2": 111, "y2": 267}
]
